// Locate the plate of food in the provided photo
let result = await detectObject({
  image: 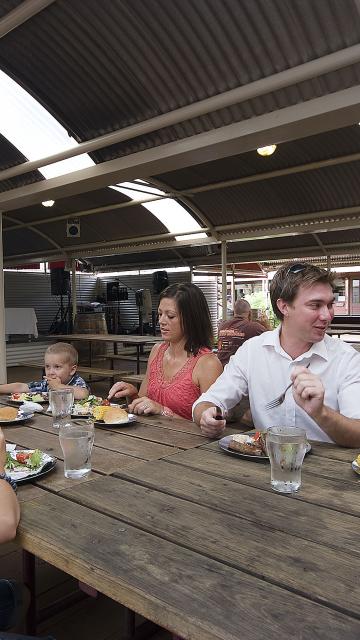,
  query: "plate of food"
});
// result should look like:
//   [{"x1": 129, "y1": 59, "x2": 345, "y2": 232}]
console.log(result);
[
  {"x1": 351, "y1": 455, "x2": 360, "y2": 475},
  {"x1": 92, "y1": 406, "x2": 136, "y2": 426},
  {"x1": 0, "y1": 406, "x2": 34, "y2": 424},
  {"x1": 219, "y1": 430, "x2": 311, "y2": 461},
  {"x1": 9, "y1": 392, "x2": 48, "y2": 404},
  {"x1": 5, "y1": 445, "x2": 56, "y2": 483},
  {"x1": 70, "y1": 395, "x2": 110, "y2": 418}
]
